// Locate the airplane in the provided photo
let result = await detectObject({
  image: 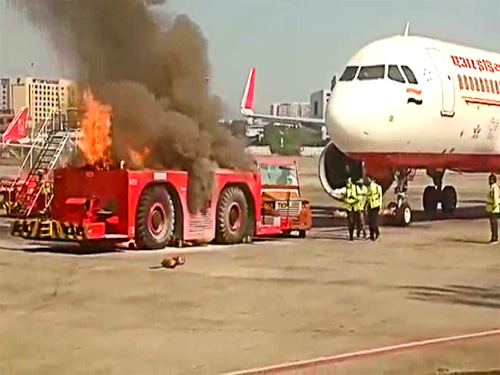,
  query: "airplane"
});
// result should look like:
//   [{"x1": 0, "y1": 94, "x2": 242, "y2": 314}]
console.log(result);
[
  {"x1": 1, "y1": 107, "x2": 29, "y2": 145},
  {"x1": 240, "y1": 25, "x2": 500, "y2": 226},
  {"x1": 241, "y1": 67, "x2": 325, "y2": 129},
  {"x1": 0, "y1": 107, "x2": 31, "y2": 156}
]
